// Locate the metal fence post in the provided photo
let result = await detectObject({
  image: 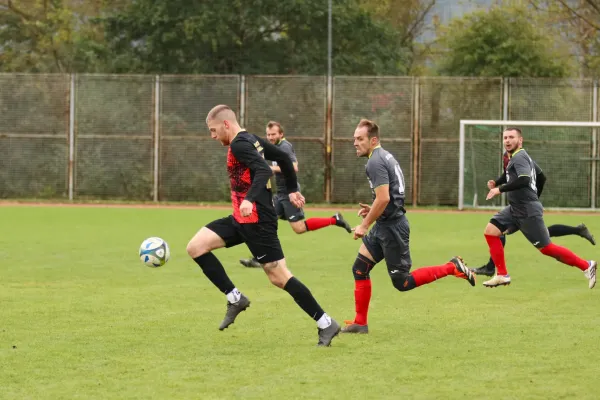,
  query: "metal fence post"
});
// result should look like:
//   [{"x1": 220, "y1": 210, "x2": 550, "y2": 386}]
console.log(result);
[
  {"x1": 411, "y1": 77, "x2": 419, "y2": 206},
  {"x1": 239, "y1": 75, "x2": 246, "y2": 127},
  {"x1": 68, "y1": 74, "x2": 75, "y2": 201},
  {"x1": 592, "y1": 79, "x2": 598, "y2": 209},
  {"x1": 153, "y1": 75, "x2": 160, "y2": 202},
  {"x1": 325, "y1": 74, "x2": 333, "y2": 203},
  {"x1": 500, "y1": 77, "x2": 509, "y2": 207}
]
